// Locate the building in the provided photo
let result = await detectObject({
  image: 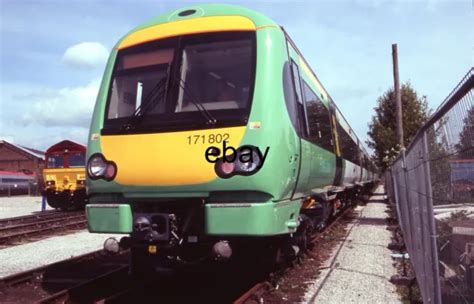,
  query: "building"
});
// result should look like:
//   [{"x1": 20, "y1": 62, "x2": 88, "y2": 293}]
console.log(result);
[
  {"x1": 450, "y1": 159, "x2": 474, "y2": 200},
  {"x1": 0, "y1": 140, "x2": 45, "y2": 190}
]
